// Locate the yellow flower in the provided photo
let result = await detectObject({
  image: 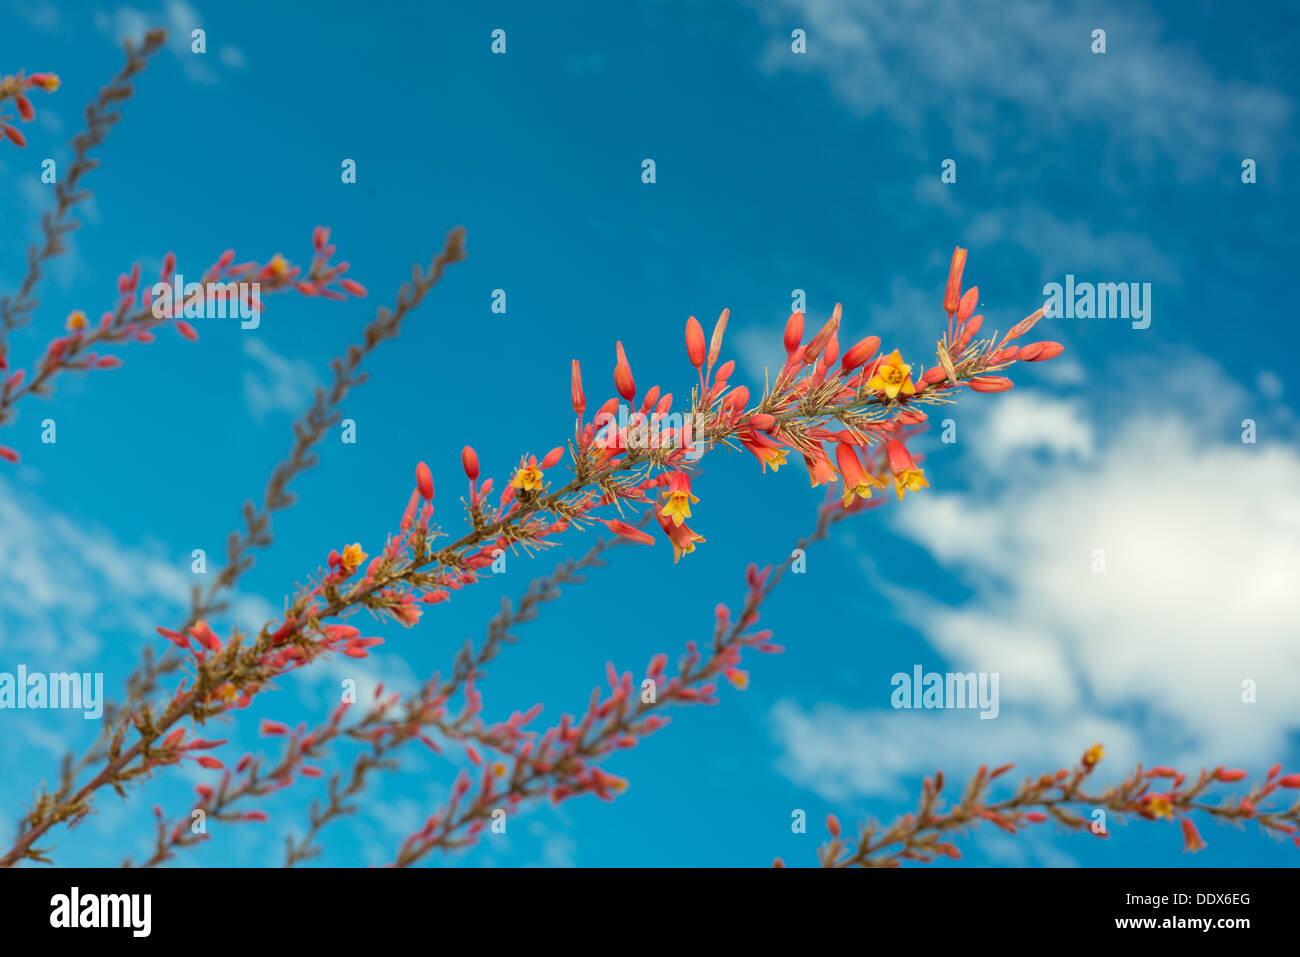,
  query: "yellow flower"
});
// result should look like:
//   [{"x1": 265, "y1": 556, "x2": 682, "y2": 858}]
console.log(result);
[
  {"x1": 1082, "y1": 743, "x2": 1105, "y2": 768},
  {"x1": 66, "y1": 310, "x2": 88, "y2": 332},
  {"x1": 893, "y1": 468, "x2": 930, "y2": 501},
  {"x1": 866, "y1": 349, "x2": 916, "y2": 400},
  {"x1": 1147, "y1": 794, "x2": 1174, "y2": 820},
  {"x1": 510, "y1": 462, "x2": 544, "y2": 491},
  {"x1": 268, "y1": 253, "x2": 289, "y2": 279},
  {"x1": 660, "y1": 473, "x2": 698, "y2": 527},
  {"x1": 341, "y1": 542, "x2": 368, "y2": 570}
]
